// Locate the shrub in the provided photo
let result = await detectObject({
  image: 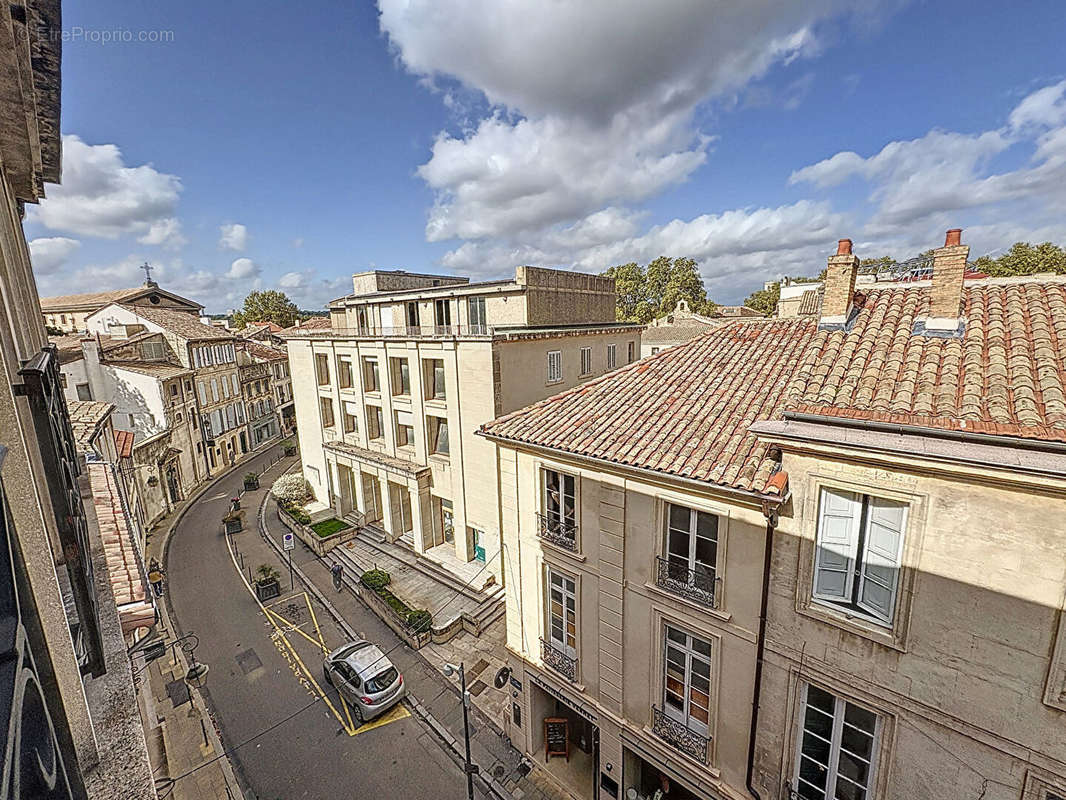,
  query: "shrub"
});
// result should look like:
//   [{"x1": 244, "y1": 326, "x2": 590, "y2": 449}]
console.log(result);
[
  {"x1": 310, "y1": 518, "x2": 349, "y2": 538},
  {"x1": 271, "y1": 473, "x2": 312, "y2": 505},
  {"x1": 244, "y1": 472, "x2": 259, "y2": 483},
  {"x1": 280, "y1": 501, "x2": 311, "y2": 525},
  {"x1": 254, "y1": 564, "x2": 280, "y2": 586},
  {"x1": 360, "y1": 569, "x2": 391, "y2": 591},
  {"x1": 406, "y1": 609, "x2": 432, "y2": 632}
]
